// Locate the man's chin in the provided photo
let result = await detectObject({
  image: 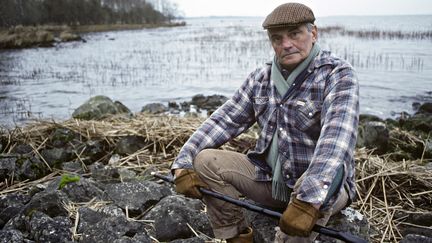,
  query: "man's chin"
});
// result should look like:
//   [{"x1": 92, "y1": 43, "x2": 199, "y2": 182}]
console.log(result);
[{"x1": 280, "y1": 59, "x2": 299, "y2": 69}]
